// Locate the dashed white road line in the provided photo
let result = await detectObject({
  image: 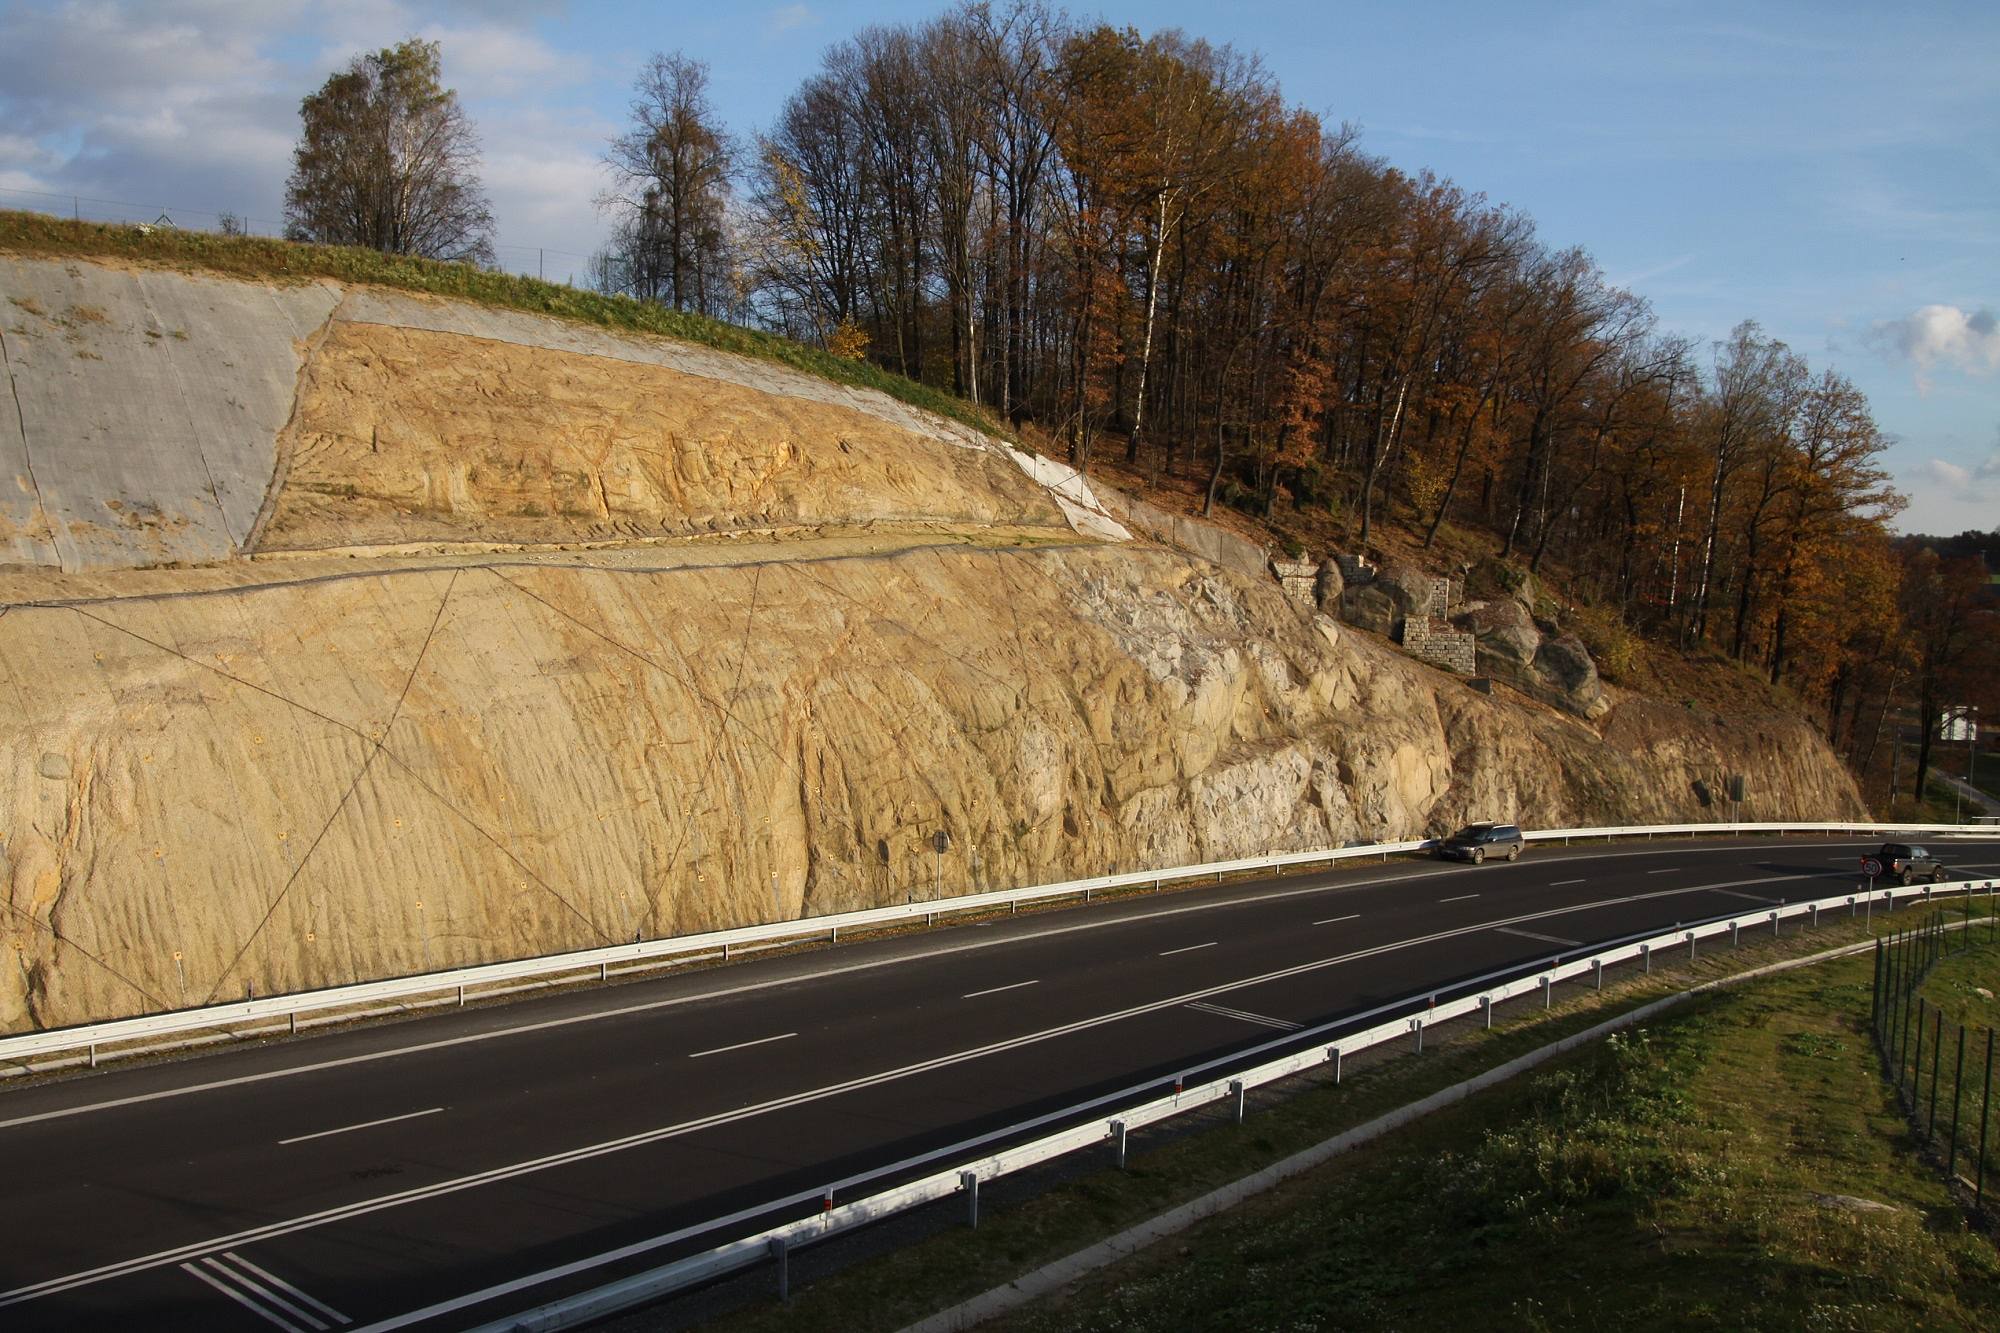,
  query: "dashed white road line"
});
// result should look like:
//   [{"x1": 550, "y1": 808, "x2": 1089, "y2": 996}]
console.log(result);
[
  {"x1": 962, "y1": 980, "x2": 1039, "y2": 1000},
  {"x1": 1551, "y1": 879, "x2": 1586, "y2": 887},
  {"x1": 279, "y1": 1108, "x2": 444, "y2": 1147},
  {"x1": 1159, "y1": 942, "x2": 1217, "y2": 957},
  {"x1": 1438, "y1": 893, "x2": 1479, "y2": 904},
  {"x1": 687, "y1": 1033, "x2": 795, "y2": 1060},
  {"x1": 1312, "y1": 913, "x2": 1360, "y2": 926},
  {"x1": 1647, "y1": 868, "x2": 1681, "y2": 875}
]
